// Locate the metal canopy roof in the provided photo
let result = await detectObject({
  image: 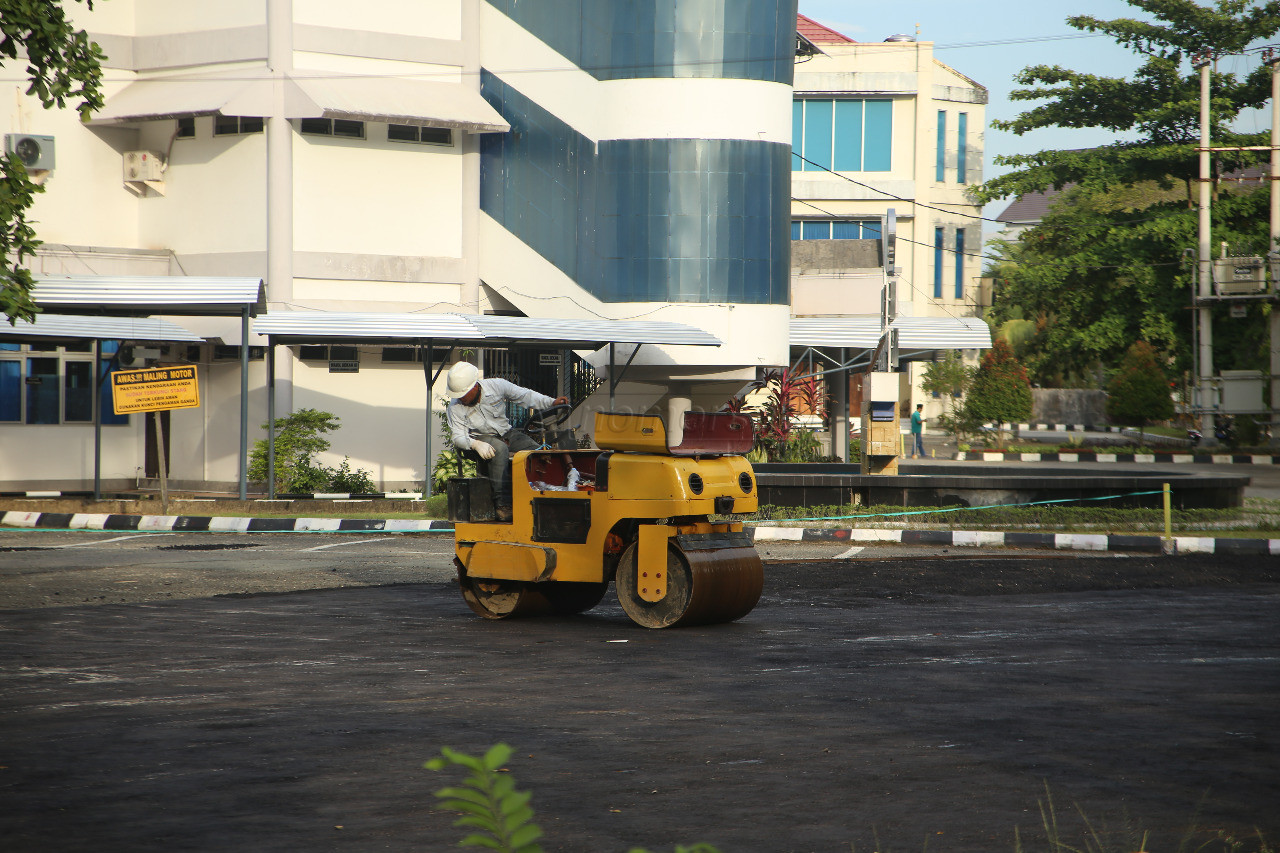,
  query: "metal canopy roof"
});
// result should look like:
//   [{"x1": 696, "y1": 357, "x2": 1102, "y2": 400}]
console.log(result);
[
  {"x1": 88, "y1": 70, "x2": 510, "y2": 133},
  {"x1": 1, "y1": 314, "x2": 203, "y2": 343},
  {"x1": 252, "y1": 311, "x2": 722, "y2": 348},
  {"x1": 32, "y1": 275, "x2": 267, "y2": 317},
  {"x1": 790, "y1": 316, "x2": 992, "y2": 351}
]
